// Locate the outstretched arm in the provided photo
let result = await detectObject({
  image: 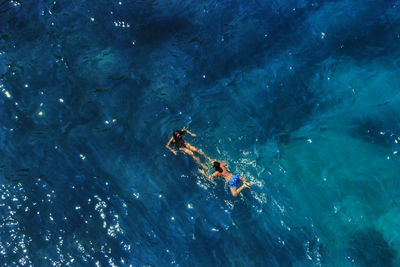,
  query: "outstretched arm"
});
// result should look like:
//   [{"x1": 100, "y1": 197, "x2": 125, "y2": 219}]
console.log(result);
[
  {"x1": 183, "y1": 128, "x2": 196, "y2": 137},
  {"x1": 165, "y1": 137, "x2": 177, "y2": 155},
  {"x1": 198, "y1": 169, "x2": 218, "y2": 180}
]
